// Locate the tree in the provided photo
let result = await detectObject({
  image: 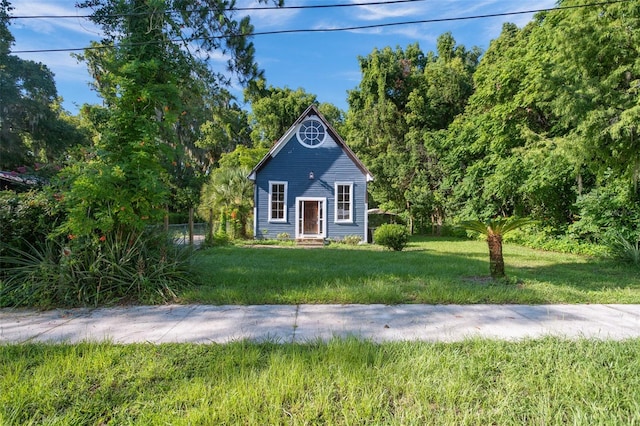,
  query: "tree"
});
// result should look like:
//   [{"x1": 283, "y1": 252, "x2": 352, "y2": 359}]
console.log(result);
[
  {"x1": 0, "y1": 0, "x2": 88, "y2": 170},
  {"x1": 196, "y1": 90, "x2": 252, "y2": 168},
  {"x1": 62, "y1": 0, "x2": 280, "y2": 238},
  {"x1": 548, "y1": 0, "x2": 640, "y2": 191},
  {"x1": 444, "y1": 0, "x2": 639, "y2": 240},
  {"x1": 198, "y1": 163, "x2": 253, "y2": 239},
  {"x1": 346, "y1": 37, "x2": 479, "y2": 232},
  {"x1": 245, "y1": 83, "x2": 337, "y2": 147},
  {"x1": 459, "y1": 217, "x2": 535, "y2": 279}
]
